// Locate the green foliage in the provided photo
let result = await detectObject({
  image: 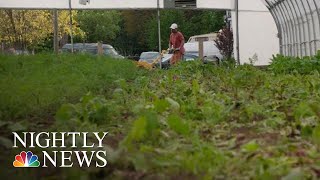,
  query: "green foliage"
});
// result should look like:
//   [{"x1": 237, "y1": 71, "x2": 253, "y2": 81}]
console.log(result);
[
  {"x1": 127, "y1": 116, "x2": 148, "y2": 142},
  {"x1": 2, "y1": 54, "x2": 320, "y2": 179},
  {"x1": 316, "y1": 50, "x2": 320, "y2": 59},
  {"x1": 122, "y1": 112, "x2": 159, "y2": 148},
  {"x1": 241, "y1": 140, "x2": 259, "y2": 152},
  {"x1": 165, "y1": 97, "x2": 180, "y2": 111},
  {"x1": 145, "y1": 10, "x2": 224, "y2": 50},
  {"x1": 269, "y1": 54, "x2": 320, "y2": 74},
  {"x1": 0, "y1": 10, "x2": 84, "y2": 50},
  {"x1": 0, "y1": 53, "x2": 138, "y2": 120},
  {"x1": 312, "y1": 125, "x2": 320, "y2": 145},
  {"x1": 113, "y1": 11, "x2": 154, "y2": 55},
  {"x1": 1, "y1": 9, "x2": 224, "y2": 55},
  {"x1": 77, "y1": 10, "x2": 121, "y2": 42},
  {"x1": 0, "y1": 120, "x2": 27, "y2": 149},
  {"x1": 167, "y1": 114, "x2": 190, "y2": 136},
  {"x1": 55, "y1": 93, "x2": 110, "y2": 128},
  {"x1": 215, "y1": 27, "x2": 233, "y2": 59}
]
